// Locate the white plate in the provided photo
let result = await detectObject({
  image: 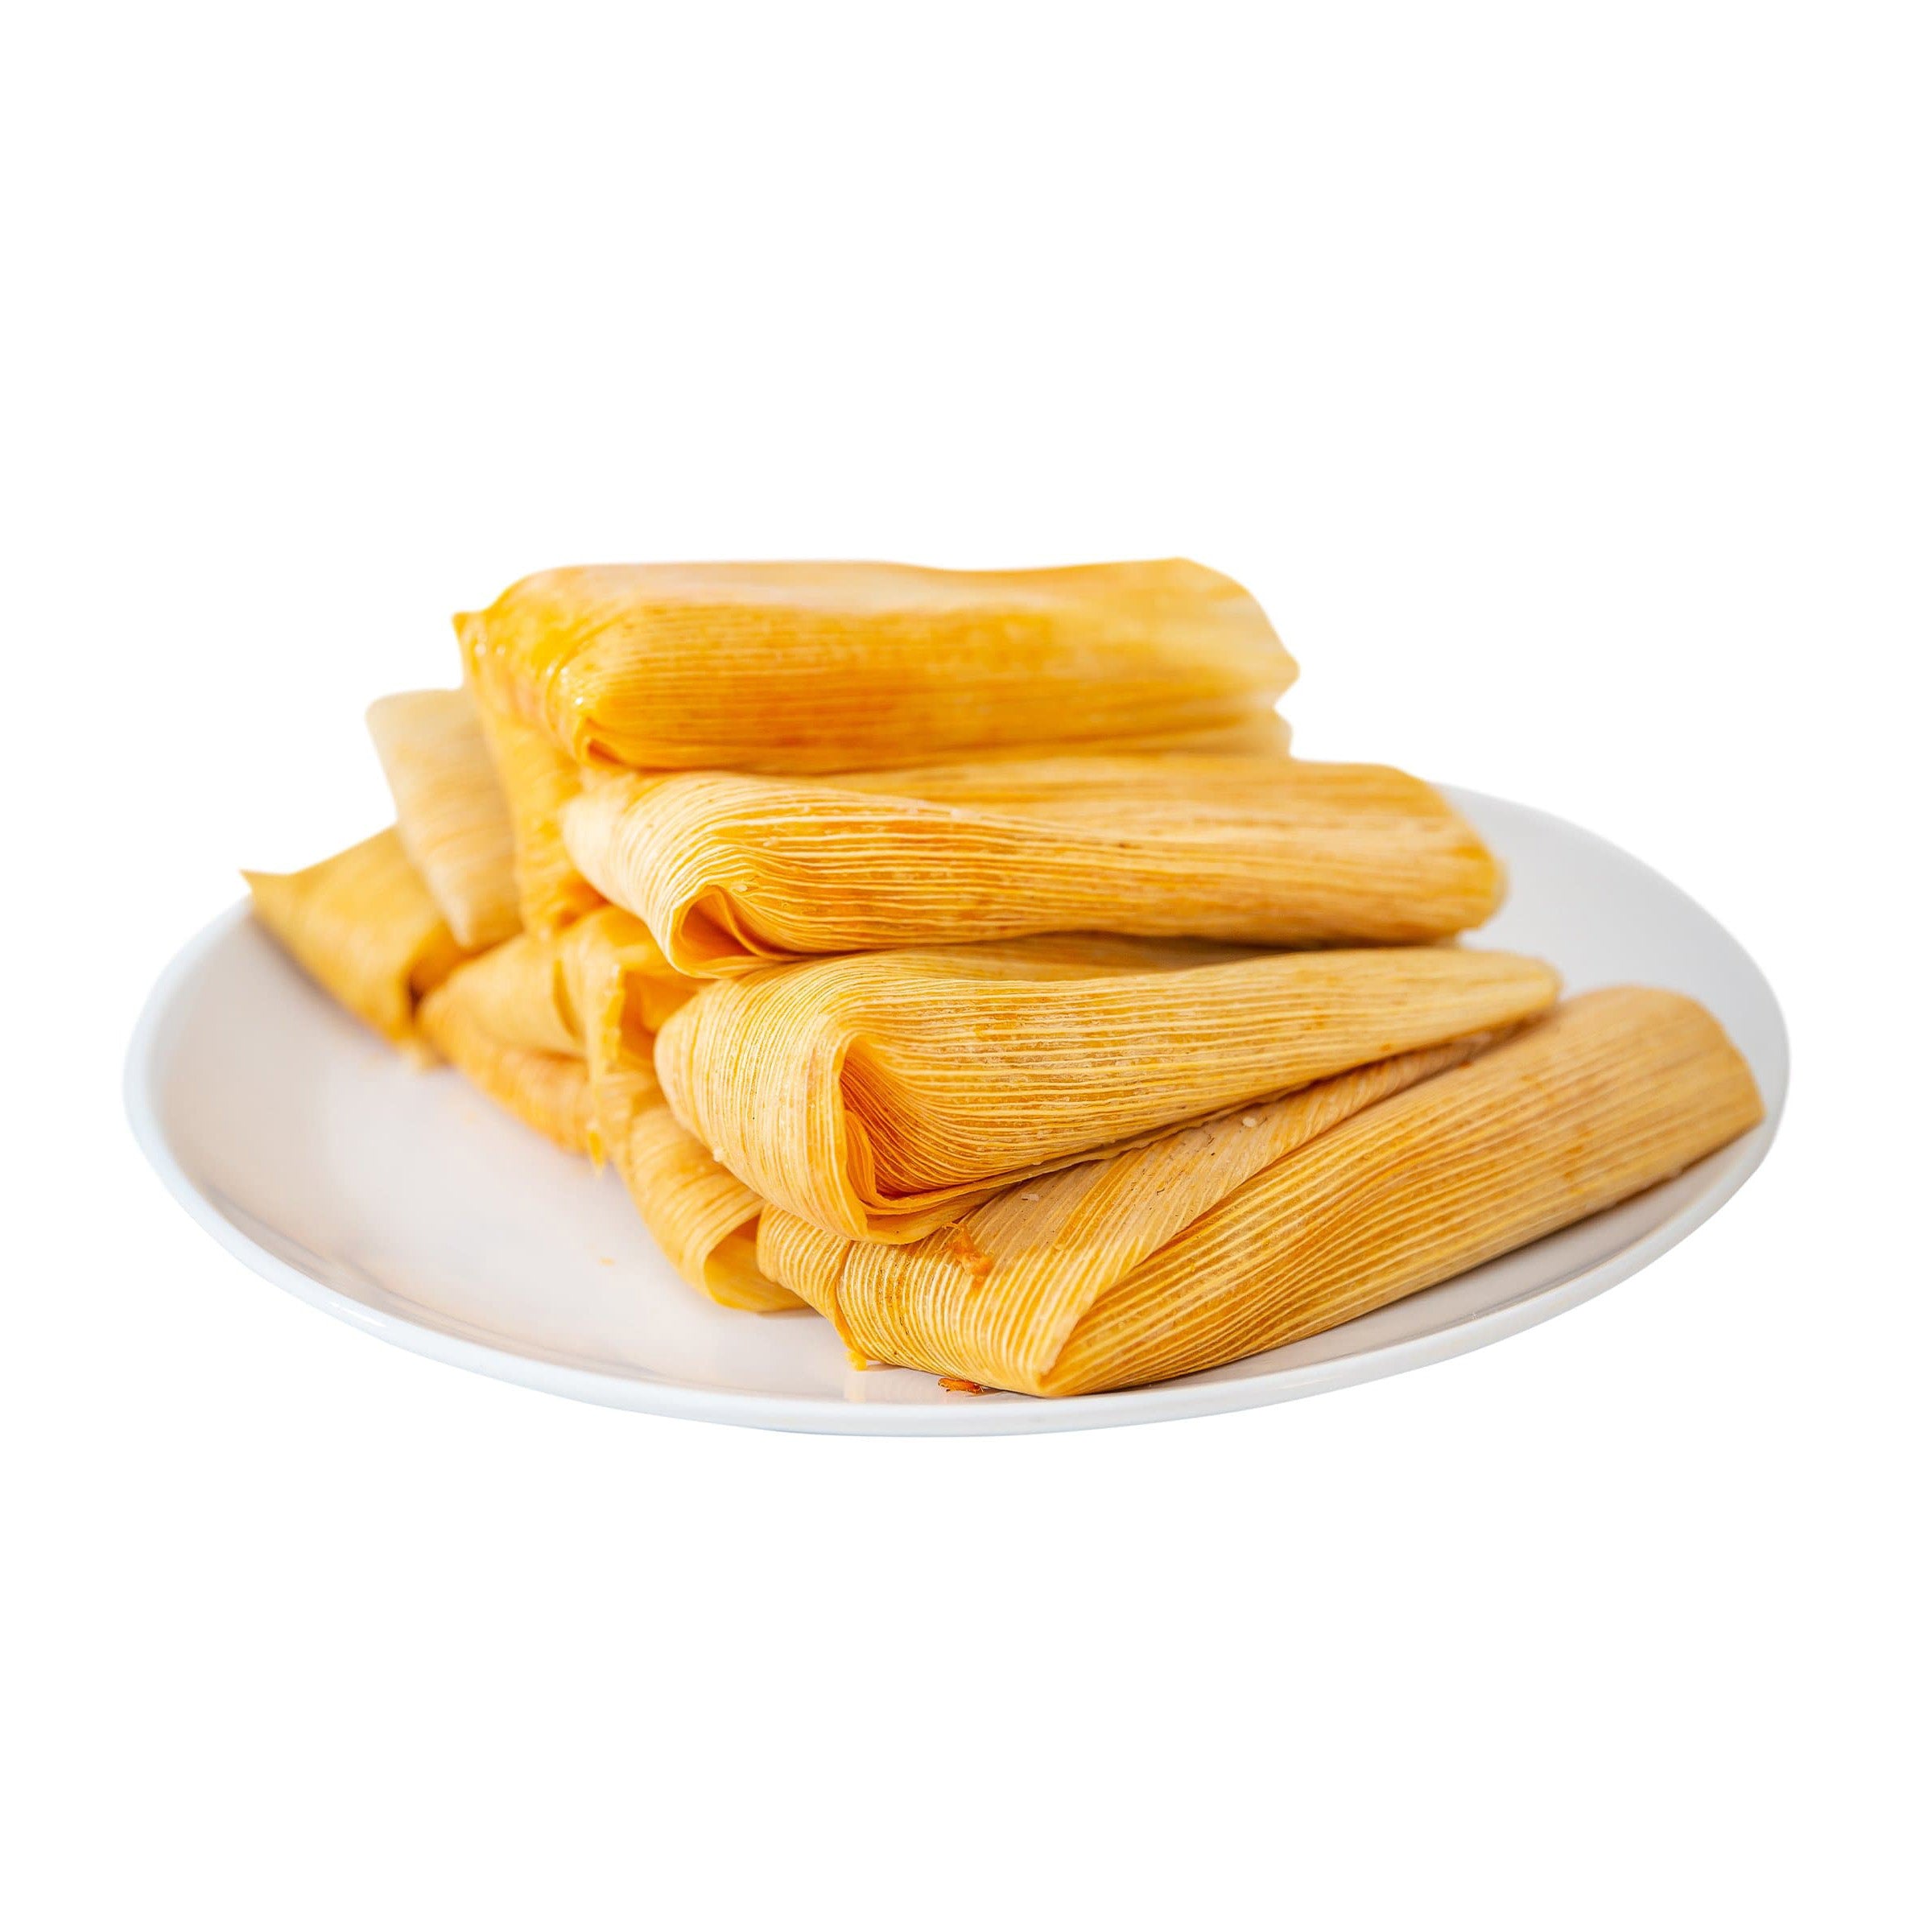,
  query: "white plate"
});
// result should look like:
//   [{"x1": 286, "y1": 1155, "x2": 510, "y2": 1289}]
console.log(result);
[{"x1": 126, "y1": 790, "x2": 1786, "y2": 1435}]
